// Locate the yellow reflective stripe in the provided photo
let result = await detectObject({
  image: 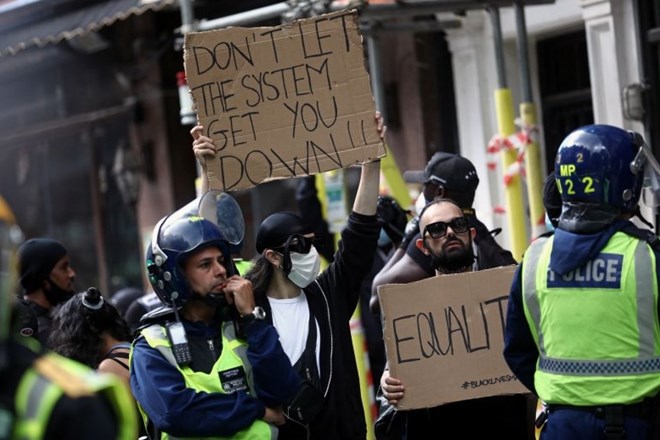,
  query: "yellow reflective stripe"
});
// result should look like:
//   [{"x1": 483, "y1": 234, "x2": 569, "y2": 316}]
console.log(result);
[
  {"x1": 635, "y1": 240, "x2": 656, "y2": 357},
  {"x1": 103, "y1": 380, "x2": 139, "y2": 440},
  {"x1": 522, "y1": 236, "x2": 548, "y2": 352},
  {"x1": 139, "y1": 325, "x2": 179, "y2": 366},
  {"x1": 14, "y1": 368, "x2": 35, "y2": 422},
  {"x1": 14, "y1": 368, "x2": 62, "y2": 440}
]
